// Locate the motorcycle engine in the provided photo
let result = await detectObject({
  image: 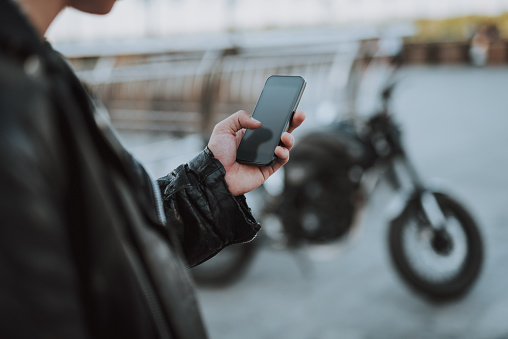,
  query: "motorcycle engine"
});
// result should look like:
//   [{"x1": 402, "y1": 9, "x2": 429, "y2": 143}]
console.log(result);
[{"x1": 279, "y1": 121, "x2": 375, "y2": 245}]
